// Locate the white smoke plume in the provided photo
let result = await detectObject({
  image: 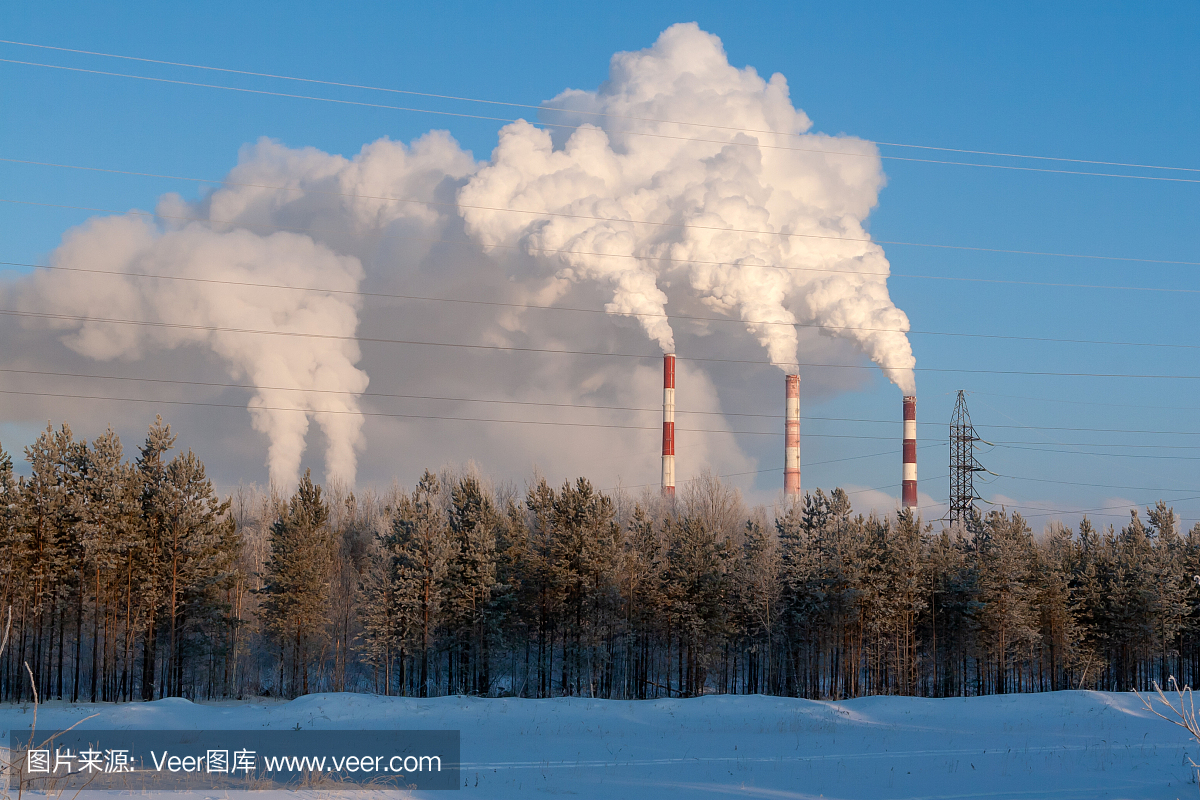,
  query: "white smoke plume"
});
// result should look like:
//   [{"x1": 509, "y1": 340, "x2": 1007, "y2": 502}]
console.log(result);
[
  {"x1": 15, "y1": 133, "x2": 476, "y2": 490},
  {"x1": 460, "y1": 22, "x2": 916, "y2": 393},
  {"x1": 21, "y1": 216, "x2": 368, "y2": 490},
  {"x1": 8, "y1": 22, "x2": 917, "y2": 493}
]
